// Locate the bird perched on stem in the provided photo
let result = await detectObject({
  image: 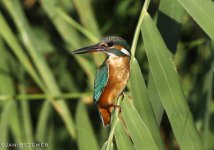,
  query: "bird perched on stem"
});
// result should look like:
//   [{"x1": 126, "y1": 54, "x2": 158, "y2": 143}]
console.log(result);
[{"x1": 72, "y1": 36, "x2": 131, "y2": 126}]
